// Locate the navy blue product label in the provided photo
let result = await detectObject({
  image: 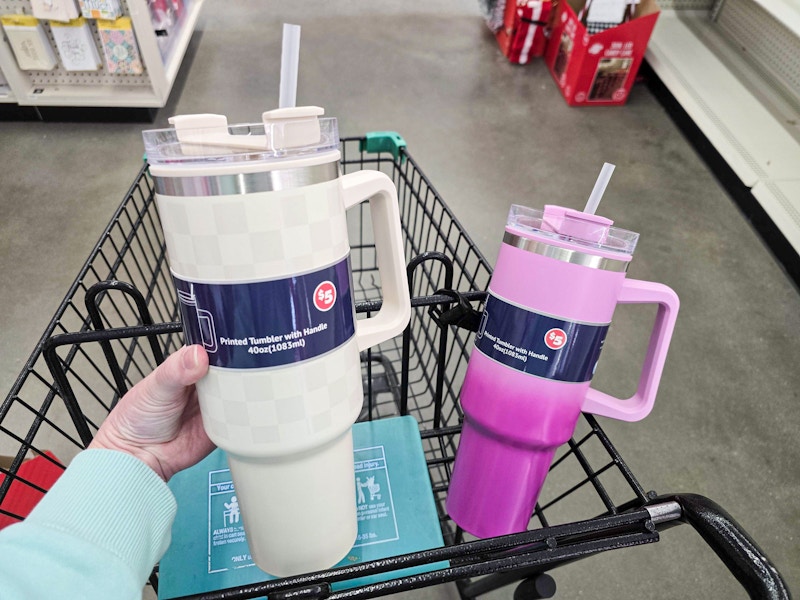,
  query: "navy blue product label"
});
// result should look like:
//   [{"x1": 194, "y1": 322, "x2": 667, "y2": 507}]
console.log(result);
[
  {"x1": 474, "y1": 293, "x2": 609, "y2": 383},
  {"x1": 174, "y1": 258, "x2": 356, "y2": 369}
]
